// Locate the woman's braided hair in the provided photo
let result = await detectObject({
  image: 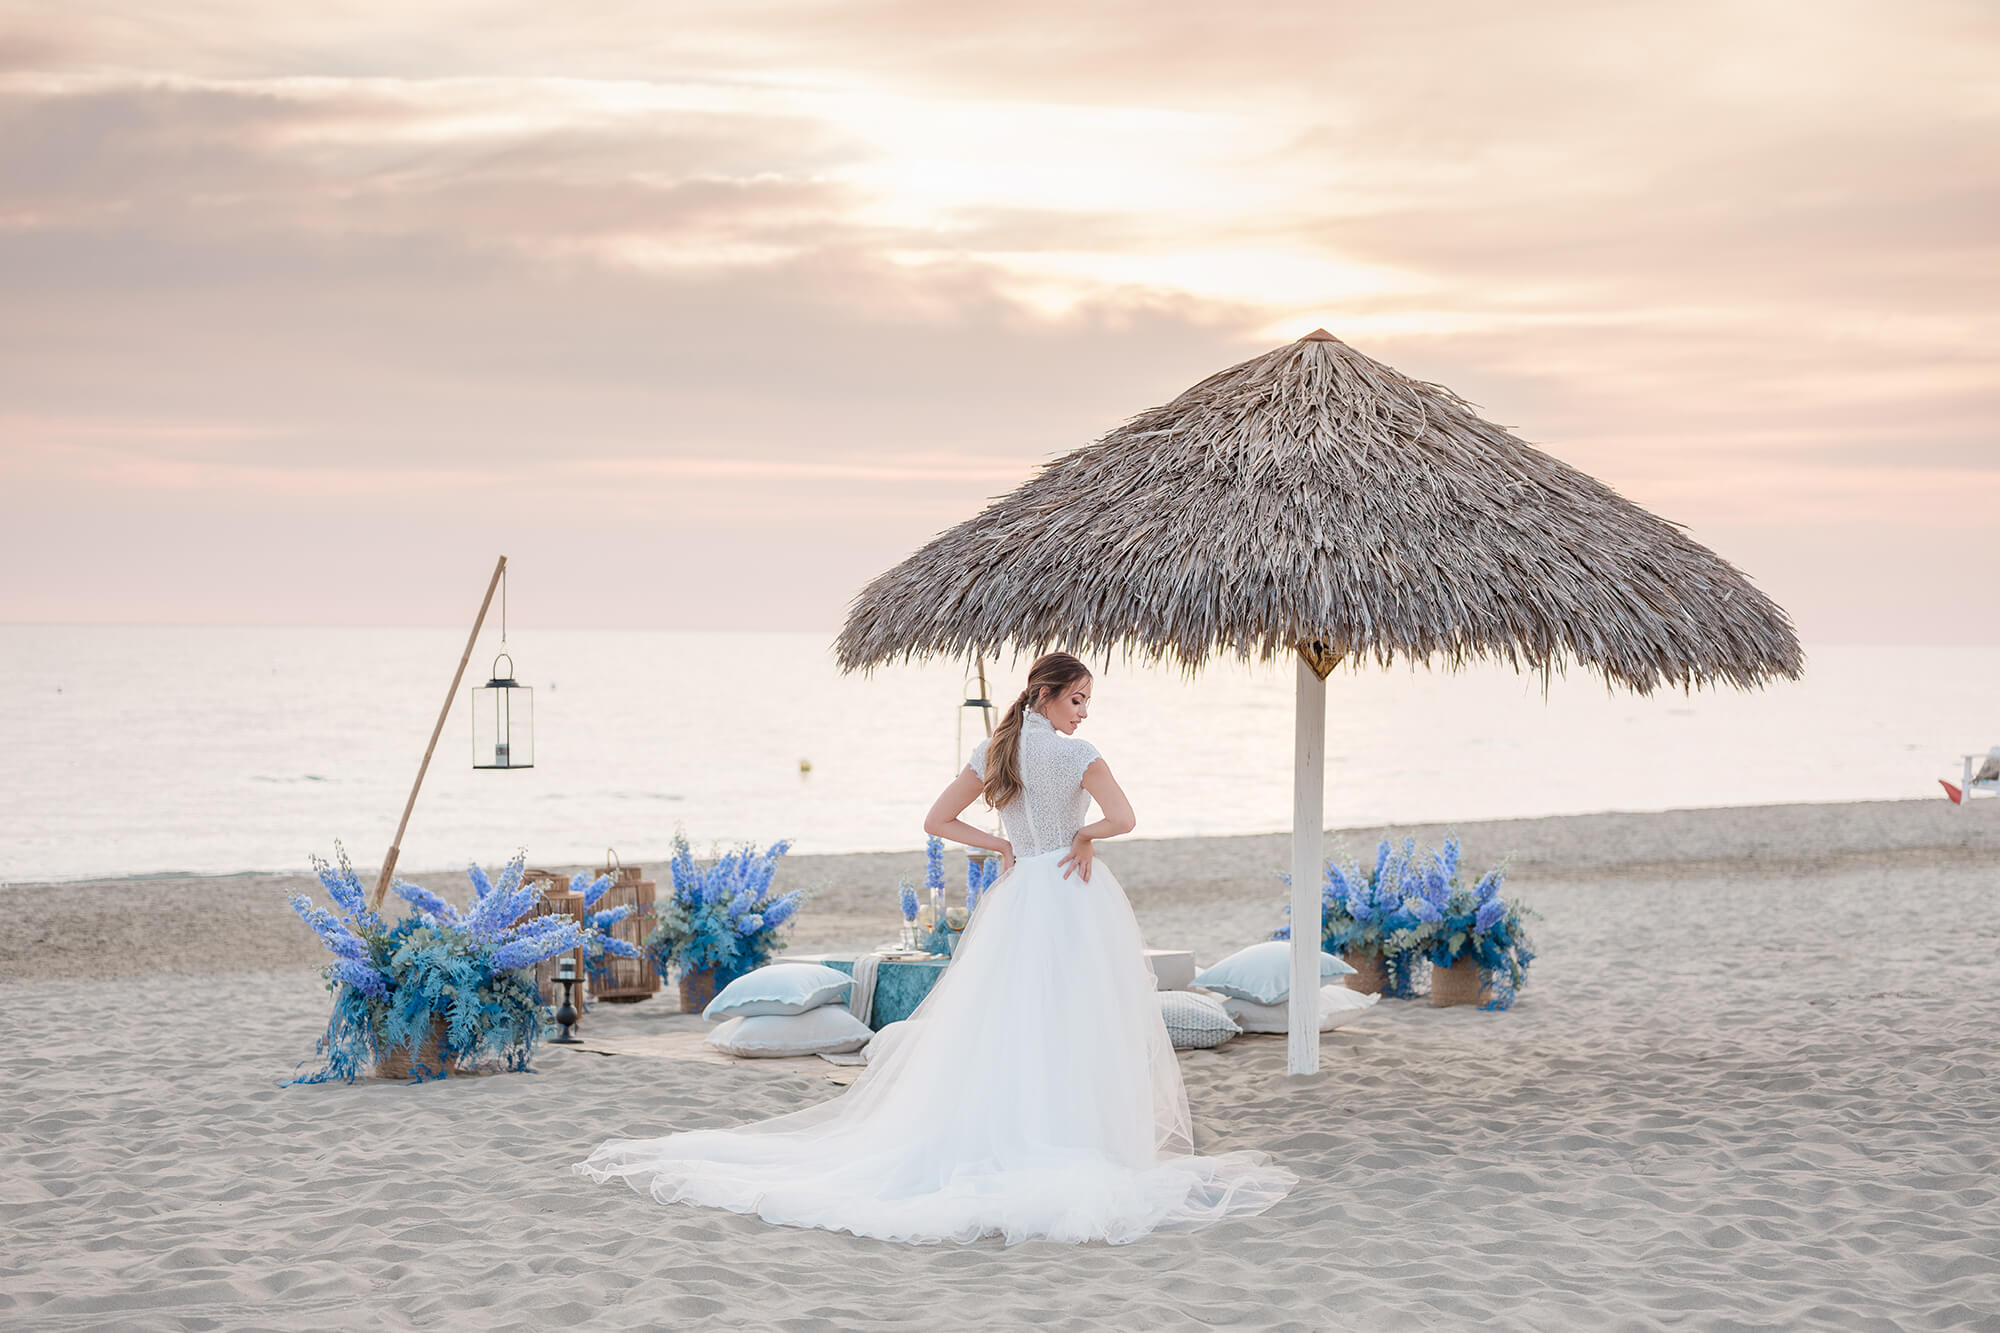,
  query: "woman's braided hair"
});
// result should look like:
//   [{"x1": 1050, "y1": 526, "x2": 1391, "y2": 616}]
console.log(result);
[{"x1": 981, "y1": 652, "x2": 1092, "y2": 811}]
